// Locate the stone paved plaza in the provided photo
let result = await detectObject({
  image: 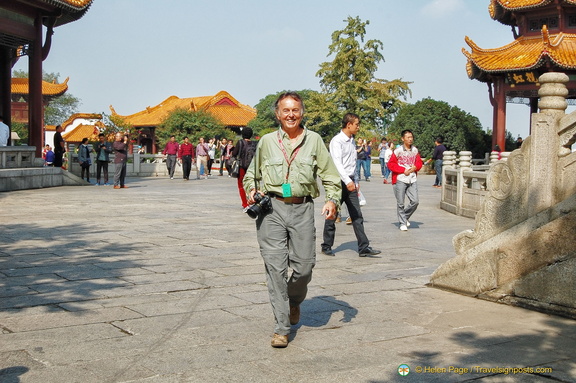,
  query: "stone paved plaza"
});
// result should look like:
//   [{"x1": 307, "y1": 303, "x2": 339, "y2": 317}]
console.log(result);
[{"x1": 0, "y1": 174, "x2": 575, "y2": 382}]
